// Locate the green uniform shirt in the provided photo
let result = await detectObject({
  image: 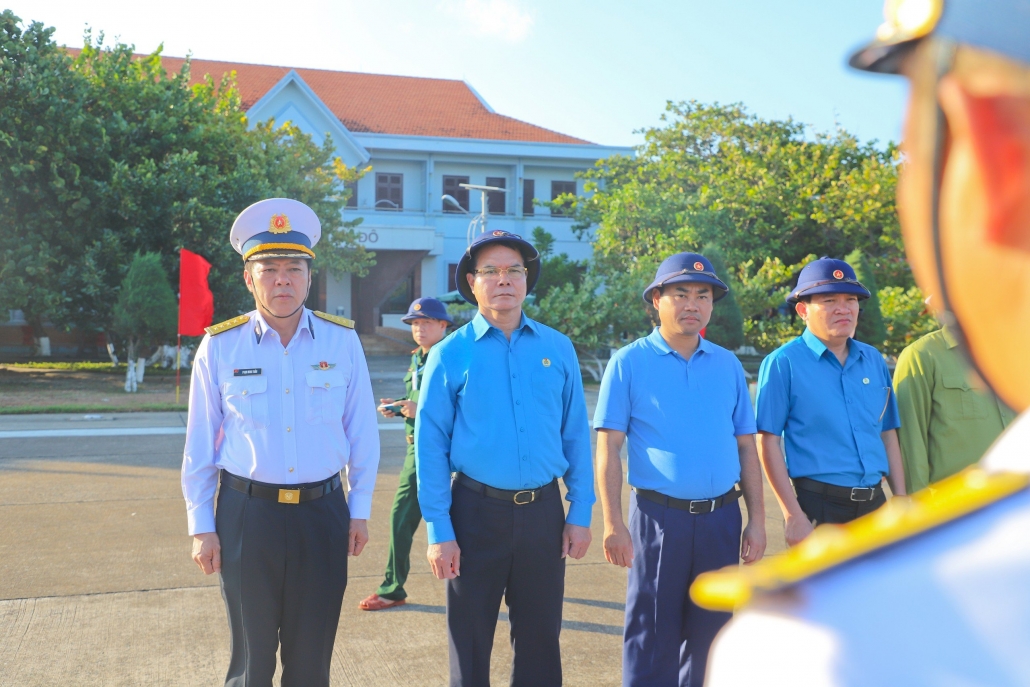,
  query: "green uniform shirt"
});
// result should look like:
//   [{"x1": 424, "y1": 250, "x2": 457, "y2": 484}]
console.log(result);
[
  {"x1": 403, "y1": 348, "x2": 429, "y2": 441},
  {"x1": 893, "y1": 328, "x2": 1015, "y2": 492}
]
